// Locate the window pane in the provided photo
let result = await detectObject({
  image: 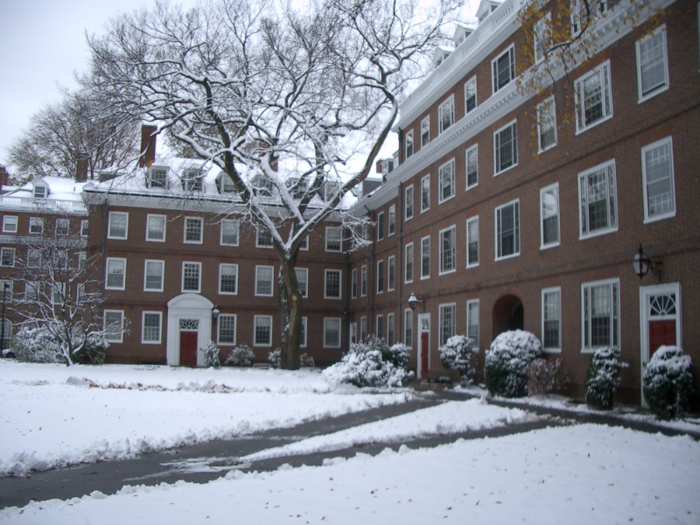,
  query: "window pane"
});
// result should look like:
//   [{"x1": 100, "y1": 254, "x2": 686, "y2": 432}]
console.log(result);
[
  {"x1": 324, "y1": 318, "x2": 341, "y2": 347},
  {"x1": 147, "y1": 215, "x2": 166, "y2": 241},
  {"x1": 325, "y1": 270, "x2": 341, "y2": 298},
  {"x1": 145, "y1": 261, "x2": 163, "y2": 290},
  {"x1": 640, "y1": 32, "x2": 665, "y2": 95},
  {"x1": 645, "y1": 142, "x2": 674, "y2": 217},
  {"x1": 467, "y1": 218, "x2": 479, "y2": 266},
  {"x1": 183, "y1": 263, "x2": 201, "y2": 291},
  {"x1": 421, "y1": 237, "x2": 430, "y2": 277},
  {"x1": 143, "y1": 313, "x2": 161, "y2": 342},
  {"x1": 185, "y1": 218, "x2": 202, "y2": 242},
  {"x1": 221, "y1": 219, "x2": 239, "y2": 245},
  {"x1": 256, "y1": 267, "x2": 273, "y2": 296},
  {"x1": 220, "y1": 264, "x2": 238, "y2": 293},
  {"x1": 218, "y1": 315, "x2": 236, "y2": 344},
  {"x1": 255, "y1": 316, "x2": 272, "y2": 345}
]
